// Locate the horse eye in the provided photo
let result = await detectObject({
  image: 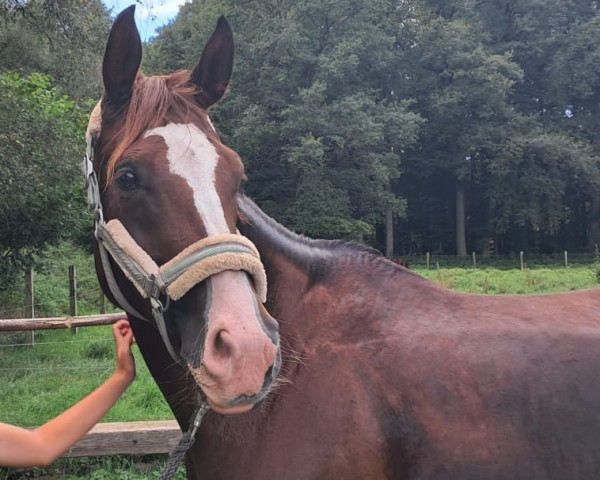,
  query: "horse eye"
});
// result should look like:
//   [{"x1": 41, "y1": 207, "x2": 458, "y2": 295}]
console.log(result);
[{"x1": 116, "y1": 170, "x2": 138, "y2": 191}]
